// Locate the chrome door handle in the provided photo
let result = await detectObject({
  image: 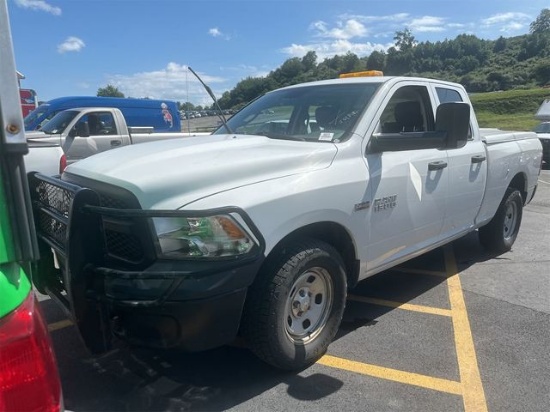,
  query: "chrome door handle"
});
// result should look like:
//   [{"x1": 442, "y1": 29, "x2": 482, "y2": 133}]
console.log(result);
[{"x1": 110, "y1": 140, "x2": 122, "y2": 147}]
